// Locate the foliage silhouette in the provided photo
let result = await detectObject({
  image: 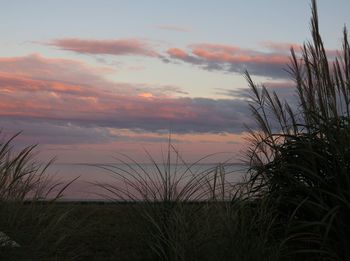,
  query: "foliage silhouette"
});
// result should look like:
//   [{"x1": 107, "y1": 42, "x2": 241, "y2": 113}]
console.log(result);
[{"x1": 245, "y1": 0, "x2": 350, "y2": 259}]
